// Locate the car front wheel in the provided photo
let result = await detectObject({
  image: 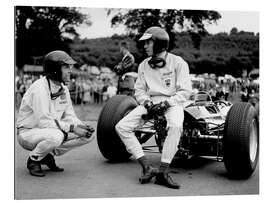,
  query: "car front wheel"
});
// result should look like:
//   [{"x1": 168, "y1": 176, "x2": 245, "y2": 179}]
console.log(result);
[
  {"x1": 97, "y1": 95, "x2": 138, "y2": 161},
  {"x1": 223, "y1": 102, "x2": 259, "y2": 179}
]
